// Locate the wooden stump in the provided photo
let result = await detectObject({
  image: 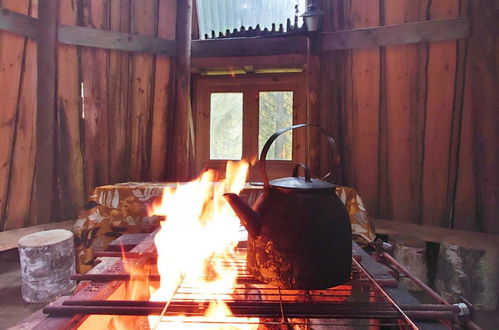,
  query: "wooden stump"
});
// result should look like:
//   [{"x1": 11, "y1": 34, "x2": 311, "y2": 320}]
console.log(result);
[
  {"x1": 390, "y1": 235, "x2": 428, "y2": 291},
  {"x1": 18, "y1": 229, "x2": 76, "y2": 303},
  {"x1": 435, "y1": 242, "x2": 499, "y2": 311}
]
